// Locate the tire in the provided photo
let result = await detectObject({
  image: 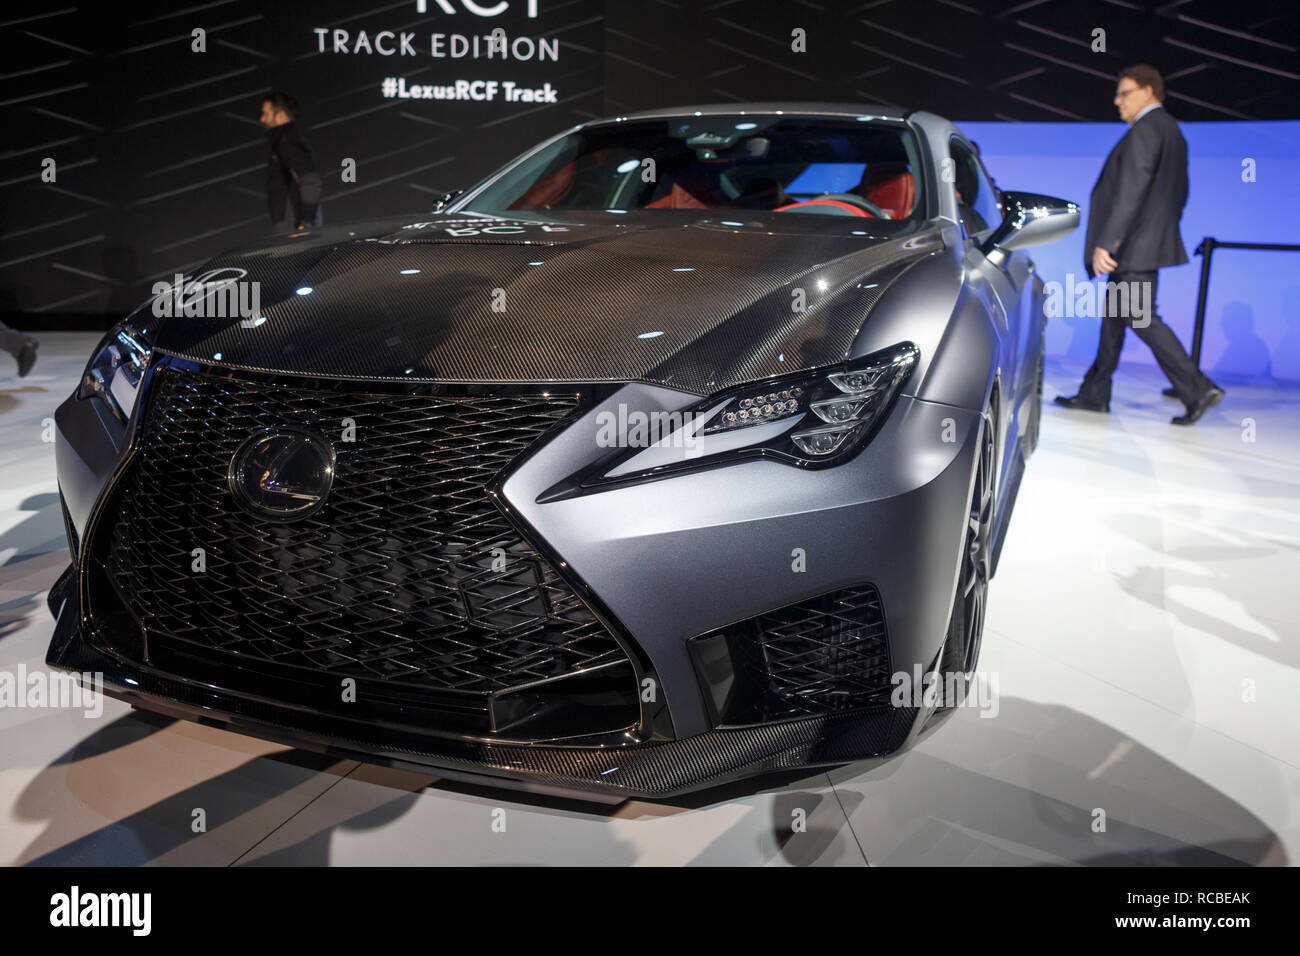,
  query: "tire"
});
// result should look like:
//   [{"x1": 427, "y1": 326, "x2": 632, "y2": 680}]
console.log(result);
[
  {"x1": 936, "y1": 405, "x2": 994, "y2": 709},
  {"x1": 1024, "y1": 346, "x2": 1044, "y2": 457}
]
